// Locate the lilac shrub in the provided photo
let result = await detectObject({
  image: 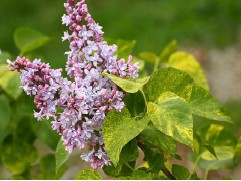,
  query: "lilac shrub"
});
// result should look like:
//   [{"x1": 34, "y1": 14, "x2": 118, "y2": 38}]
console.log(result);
[
  {"x1": 8, "y1": 0, "x2": 138, "y2": 169},
  {"x1": 4, "y1": 0, "x2": 239, "y2": 179}
]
